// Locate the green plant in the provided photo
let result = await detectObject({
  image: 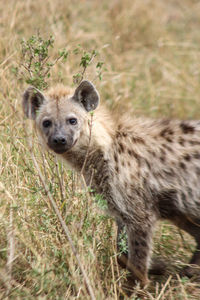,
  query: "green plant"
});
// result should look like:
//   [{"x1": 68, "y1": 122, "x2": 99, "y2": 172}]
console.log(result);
[
  {"x1": 19, "y1": 34, "x2": 105, "y2": 91},
  {"x1": 118, "y1": 226, "x2": 128, "y2": 254},
  {"x1": 95, "y1": 193, "x2": 108, "y2": 210},
  {"x1": 20, "y1": 33, "x2": 68, "y2": 90},
  {"x1": 72, "y1": 45, "x2": 105, "y2": 84}
]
